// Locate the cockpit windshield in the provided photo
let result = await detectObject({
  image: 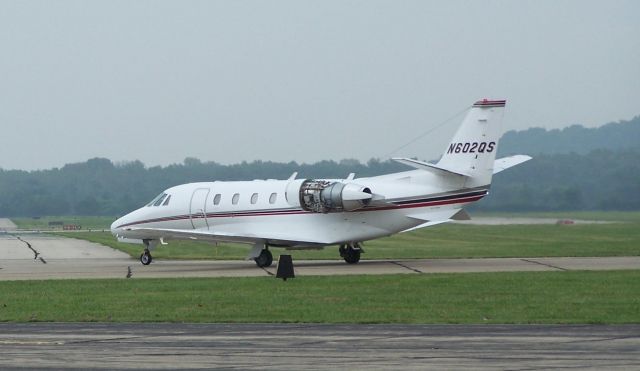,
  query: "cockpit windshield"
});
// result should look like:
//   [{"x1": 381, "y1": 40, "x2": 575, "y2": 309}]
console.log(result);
[
  {"x1": 147, "y1": 192, "x2": 170, "y2": 207},
  {"x1": 154, "y1": 194, "x2": 167, "y2": 206}
]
